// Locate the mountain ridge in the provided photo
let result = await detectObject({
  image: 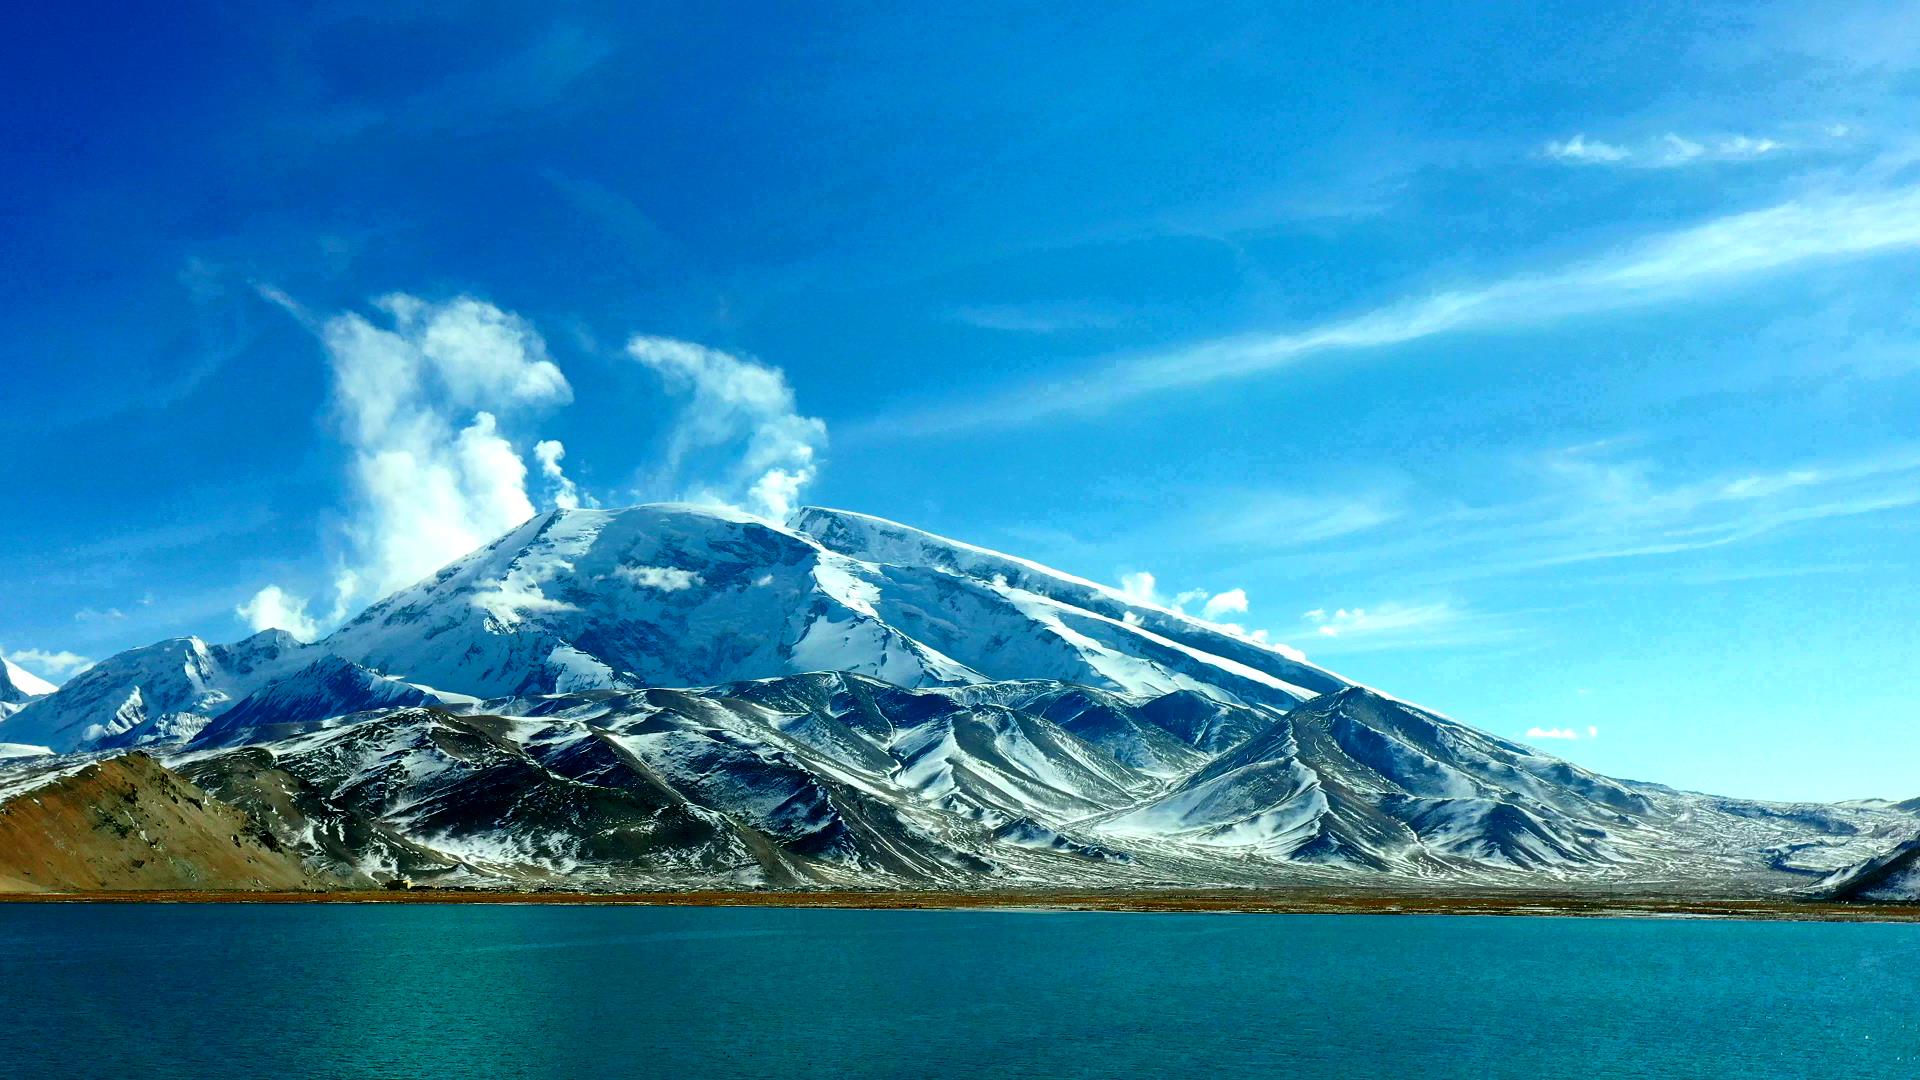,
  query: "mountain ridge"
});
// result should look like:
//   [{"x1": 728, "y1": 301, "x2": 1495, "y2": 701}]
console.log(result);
[{"x1": 4, "y1": 502, "x2": 1915, "y2": 896}]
